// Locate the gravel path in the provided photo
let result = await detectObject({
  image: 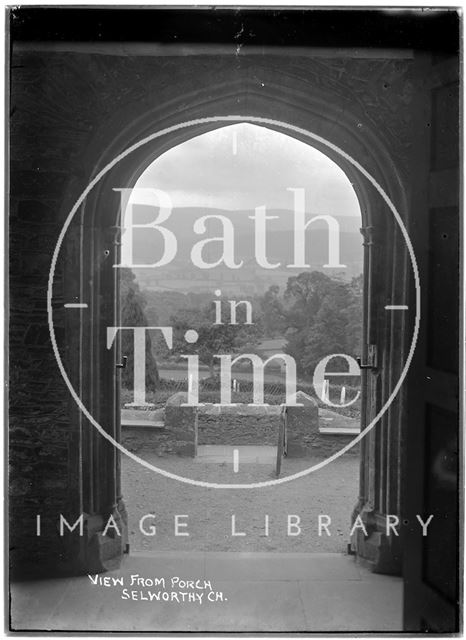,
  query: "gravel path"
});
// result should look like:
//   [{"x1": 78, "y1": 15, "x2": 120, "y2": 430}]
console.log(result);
[{"x1": 122, "y1": 453, "x2": 359, "y2": 554}]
